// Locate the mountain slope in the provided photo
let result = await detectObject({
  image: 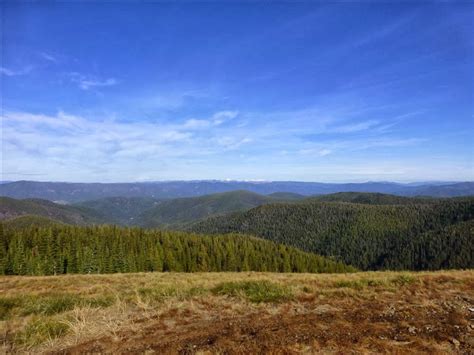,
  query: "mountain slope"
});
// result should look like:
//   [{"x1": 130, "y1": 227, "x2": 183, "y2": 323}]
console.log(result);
[
  {"x1": 1, "y1": 215, "x2": 64, "y2": 230},
  {"x1": 0, "y1": 197, "x2": 105, "y2": 225},
  {"x1": 137, "y1": 190, "x2": 276, "y2": 228},
  {"x1": 75, "y1": 197, "x2": 161, "y2": 225},
  {"x1": 306, "y1": 192, "x2": 435, "y2": 205},
  {"x1": 267, "y1": 192, "x2": 306, "y2": 200},
  {"x1": 1, "y1": 180, "x2": 472, "y2": 202},
  {"x1": 188, "y1": 197, "x2": 474, "y2": 270}
]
